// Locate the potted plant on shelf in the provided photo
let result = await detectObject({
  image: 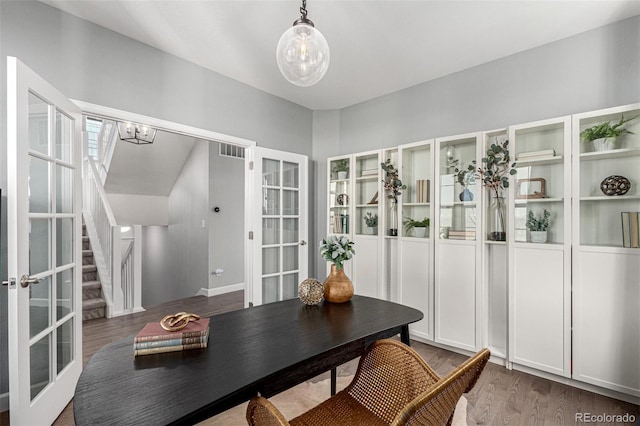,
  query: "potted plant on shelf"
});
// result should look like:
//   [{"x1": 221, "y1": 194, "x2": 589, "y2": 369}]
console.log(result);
[
  {"x1": 364, "y1": 212, "x2": 378, "y2": 235},
  {"x1": 455, "y1": 163, "x2": 476, "y2": 201},
  {"x1": 381, "y1": 159, "x2": 407, "y2": 236},
  {"x1": 527, "y1": 209, "x2": 551, "y2": 243},
  {"x1": 580, "y1": 114, "x2": 638, "y2": 151},
  {"x1": 319, "y1": 235, "x2": 355, "y2": 303},
  {"x1": 476, "y1": 139, "x2": 517, "y2": 241},
  {"x1": 403, "y1": 217, "x2": 430, "y2": 238},
  {"x1": 332, "y1": 159, "x2": 349, "y2": 179}
]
